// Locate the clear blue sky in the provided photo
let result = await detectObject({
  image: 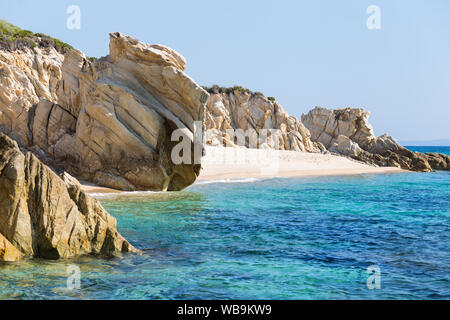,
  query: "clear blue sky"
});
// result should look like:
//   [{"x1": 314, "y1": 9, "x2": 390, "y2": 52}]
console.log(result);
[{"x1": 1, "y1": 0, "x2": 449, "y2": 141}]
